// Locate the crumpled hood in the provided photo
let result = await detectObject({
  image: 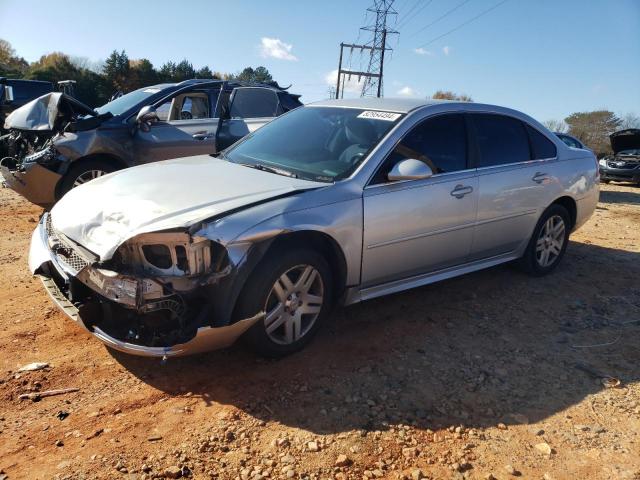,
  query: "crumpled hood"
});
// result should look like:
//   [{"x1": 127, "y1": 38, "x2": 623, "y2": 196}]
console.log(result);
[
  {"x1": 50, "y1": 155, "x2": 322, "y2": 260},
  {"x1": 610, "y1": 129, "x2": 640, "y2": 155},
  {"x1": 4, "y1": 92, "x2": 96, "y2": 131}
]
